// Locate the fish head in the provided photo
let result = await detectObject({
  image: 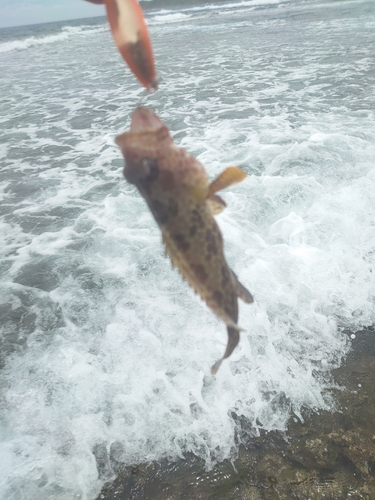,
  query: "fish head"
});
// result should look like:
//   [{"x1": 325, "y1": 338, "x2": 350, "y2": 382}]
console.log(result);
[
  {"x1": 115, "y1": 107, "x2": 172, "y2": 184},
  {"x1": 130, "y1": 106, "x2": 164, "y2": 133}
]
